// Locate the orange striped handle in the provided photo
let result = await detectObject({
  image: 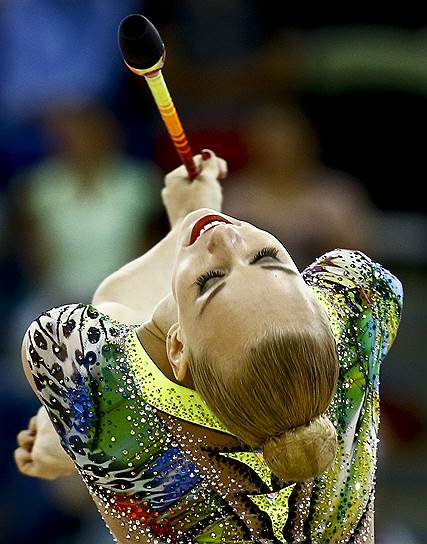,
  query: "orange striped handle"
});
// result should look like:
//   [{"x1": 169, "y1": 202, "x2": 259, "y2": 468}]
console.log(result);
[{"x1": 142, "y1": 69, "x2": 199, "y2": 180}]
